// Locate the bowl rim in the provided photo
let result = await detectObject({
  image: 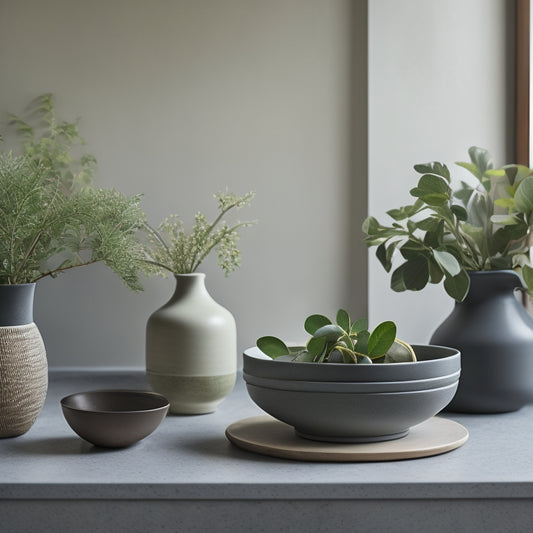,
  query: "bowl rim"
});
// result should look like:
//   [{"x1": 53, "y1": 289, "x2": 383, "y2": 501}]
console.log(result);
[
  {"x1": 246, "y1": 380, "x2": 459, "y2": 397},
  {"x1": 242, "y1": 369, "x2": 461, "y2": 387},
  {"x1": 243, "y1": 344, "x2": 460, "y2": 366},
  {"x1": 60, "y1": 389, "x2": 170, "y2": 415}
]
